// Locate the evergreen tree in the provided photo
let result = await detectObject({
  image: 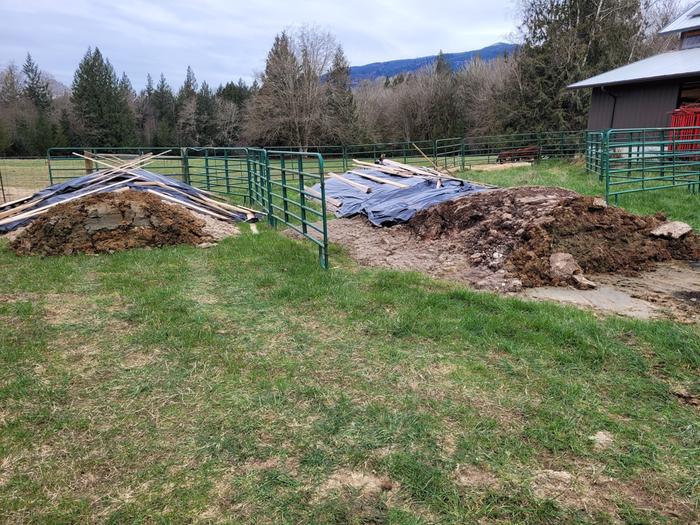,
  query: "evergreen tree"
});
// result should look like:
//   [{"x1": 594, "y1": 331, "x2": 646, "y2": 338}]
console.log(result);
[
  {"x1": 116, "y1": 72, "x2": 137, "y2": 145},
  {"x1": 0, "y1": 119, "x2": 12, "y2": 155},
  {"x1": 71, "y1": 47, "x2": 134, "y2": 146},
  {"x1": 216, "y1": 78, "x2": 252, "y2": 108},
  {"x1": 324, "y1": 45, "x2": 359, "y2": 144},
  {"x1": 0, "y1": 63, "x2": 23, "y2": 105},
  {"x1": 501, "y1": 0, "x2": 649, "y2": 132},
  {"x1": 22, "y1": 53, "x2": 51, "y2": 113},
  {"x1": 59, "y1": 108, "x2": 76, "y2": 146},
  {"x1": 136, "y1": 74, "x2": 156, "y2": 145},
  {"x1": 434, "y1": 50, "x2": 452, "y2": 76},
  {"x1": 179, "y1": 66, "x2": 198, "y2": 100},
  {"x1": 32, "y1": 113, "x2": 54, "y2": 153},
  {"x1": 242, "y1": 31, "x2": 300, "y2": 145},
  {"x1": 429, "y1": 50, "x2": 457, "y2": 138},
  {"x1": 176, "y1": 67, "x2": 198, "y2": 144},
  {"x1": 195, "y1": 81, "x2": 217, "y2": 145},
  {"x1": 152, "y1": 74, "x2": 176, "y2": 146}
]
